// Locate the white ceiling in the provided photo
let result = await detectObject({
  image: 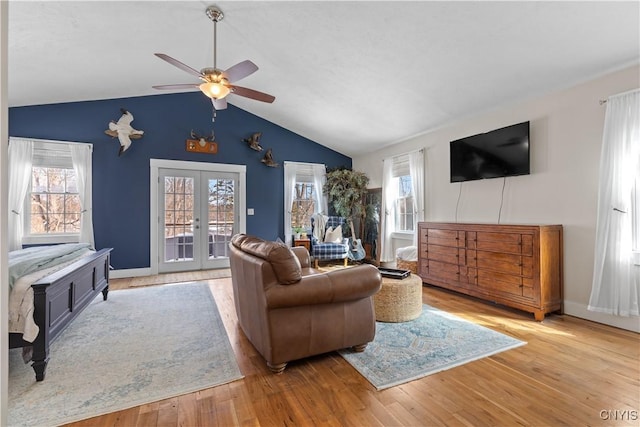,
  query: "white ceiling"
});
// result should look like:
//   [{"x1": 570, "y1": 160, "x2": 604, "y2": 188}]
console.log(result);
[{"x1": 7, "y1": 1, "x2": 640, "y2": 157}]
